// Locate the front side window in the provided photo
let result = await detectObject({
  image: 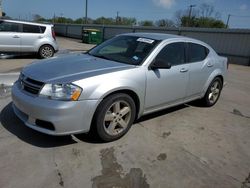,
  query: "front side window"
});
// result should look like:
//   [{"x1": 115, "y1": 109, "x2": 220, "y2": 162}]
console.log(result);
[
  {"x1": 188, "y1": 43, "x2": 209, "y2": 63},
  {"x1": 155, "y1": 42, "x2": 186, "y2": 66},
  {"x1": 88, "y1": 35, "x2": 160, "y2": 65},
  {"x1": 0, "y1": 21, "x2": 19, "y2": 32}
]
